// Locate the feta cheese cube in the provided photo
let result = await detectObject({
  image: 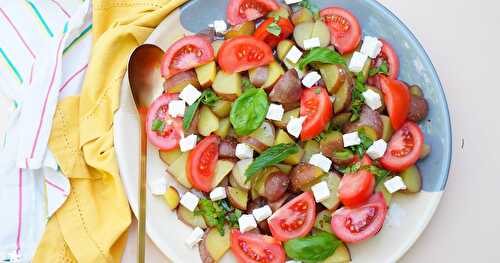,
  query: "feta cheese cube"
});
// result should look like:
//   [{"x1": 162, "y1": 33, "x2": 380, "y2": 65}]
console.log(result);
[
  {"x1": 302, "y1": 71, "x2": 322, "y2": 88},
  {"x1": 179, "y1": 84, "x2": 202, "y2": 105},
  {"x1": 309, "y1": 153, "x2": 332, "y2": 173},
  {"x1": 168, "y1": 100, "x2": 186, "y2": 118},
  {"x1": 311, "y1": 181, "x2": 331, "y2": 202},
  {"x1": 185, "y1": 227, "x2": 204, "y2": 247},
  {"x1": 360, "y1": 36, "x2": 383, "y2": 58},
  {"x1": 303, "y1": 37, "x2": 321, "y2": 50},
  {"x1": 348, "y1": 51, "x2": 368, "y2": 73},
  {"x1": 287, "y1": 116, "x2": 306, "y2": 138},
  {"x1": 366, "y1": 139, "x2": 387, "y2": 160},
  {"x1": 180, "y1": 192, "x2": 200, "y2": 212},
  {"x1": 213, "y1": 20, "x2": 228, "y2": 33},
  {"x1": 384, "y1": 176, "x2": 407, "y2": 194},
  {"x1": 238, "y1": 214, "x2": 257, "y2": 233},
  {"x1": 285, "y1": 0, "x2": 302, "y2": 4},
  {"x1": 209, "y1": 187, "x2": 227, "y2": 201},
  {"x1": 179, "y1": 134, "x2": 198, "y2": 152},
  {"x1": 148, "y1": 176, "x2": 167, "y2": 195},
  {"x1": 252, "y1": 205, "x2": 273, "y2": 222},
  {"x1": 236, "y1": 143, "x2": 254, "y2": 159},
  {"x1": 266, "y1": 104, "x2": 285, "y2": 121},
  {"x1": 362, "y1": 89, "x2": 383, "y2": 110},
  {"x1": 285, "y1": 45, "x2": 303, "y2": 64},
  {"x1": 343, "y1": 132, "x2": 361, "y2": 147}
]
